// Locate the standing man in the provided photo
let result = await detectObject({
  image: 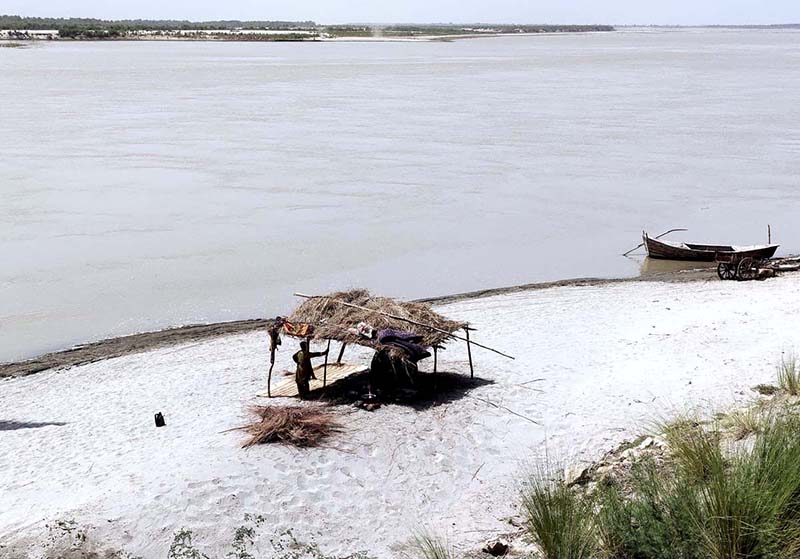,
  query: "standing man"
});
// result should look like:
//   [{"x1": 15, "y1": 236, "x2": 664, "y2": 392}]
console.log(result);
[{"x1": 292, "y1": 340, "x2": 328, "y2": 399}]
